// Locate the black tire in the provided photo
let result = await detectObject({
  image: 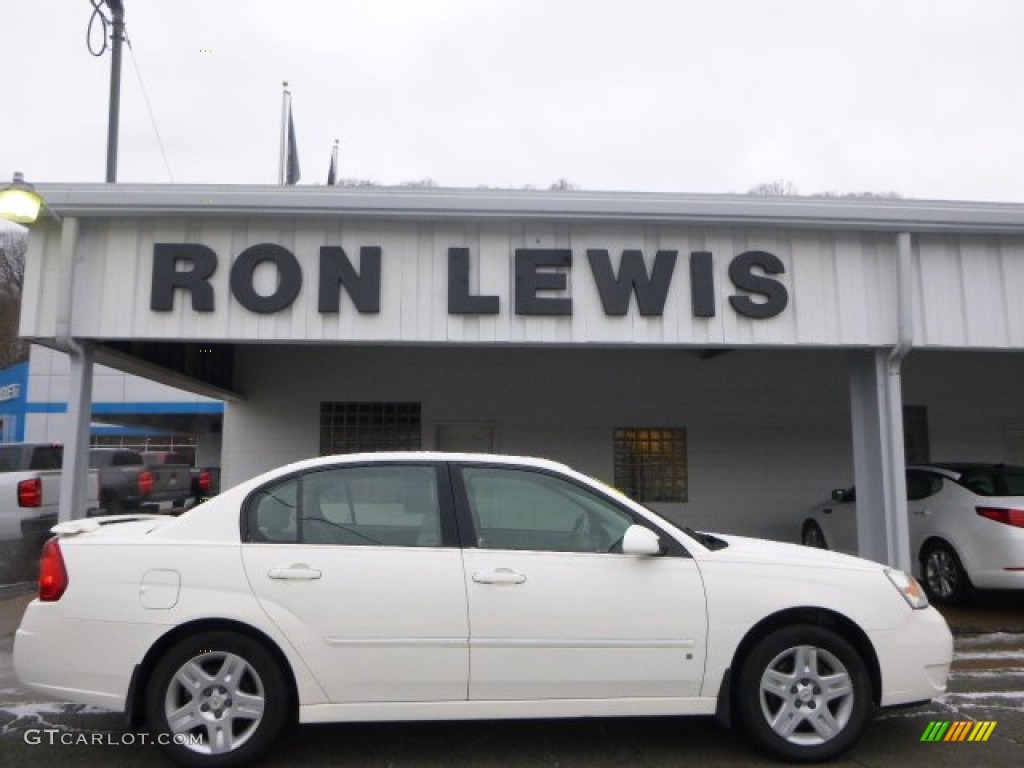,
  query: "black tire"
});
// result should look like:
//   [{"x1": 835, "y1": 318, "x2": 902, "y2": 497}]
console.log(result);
[
  {"x1": 736, "y1": 625, "x2": 872, "y2": 763},
  {"x1": 801, "y1": 521, "x2": 828, "y2": 549},
  {"x1": 921, "y1": 541, "x2": 973, "y2": 605},
  {"x1": 145, "y1": 630, "x2": 289, "y2": 768}
]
